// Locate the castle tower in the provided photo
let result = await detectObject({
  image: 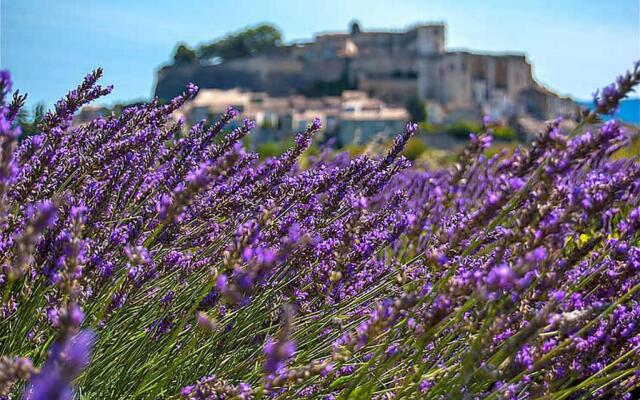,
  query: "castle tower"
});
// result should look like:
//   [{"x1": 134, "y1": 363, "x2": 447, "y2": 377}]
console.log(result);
[
  {"x1": 416, "y1": 24, "x2": 445, "y2": 101},
  {"x1": 416, "y1": 24, "x2": 445, "y2": 56}
]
